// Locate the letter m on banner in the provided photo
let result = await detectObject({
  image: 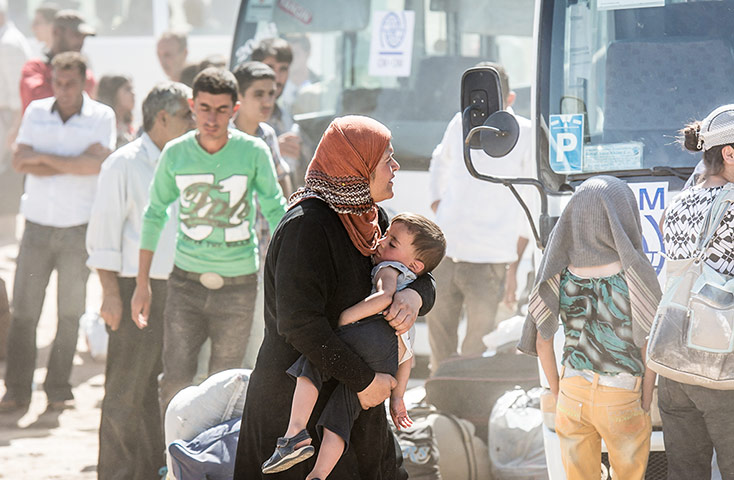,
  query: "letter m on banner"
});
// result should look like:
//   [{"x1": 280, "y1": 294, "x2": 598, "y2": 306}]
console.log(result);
[{"x1": 639, "y1": 187, "x2": 665, "y2": 210}]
